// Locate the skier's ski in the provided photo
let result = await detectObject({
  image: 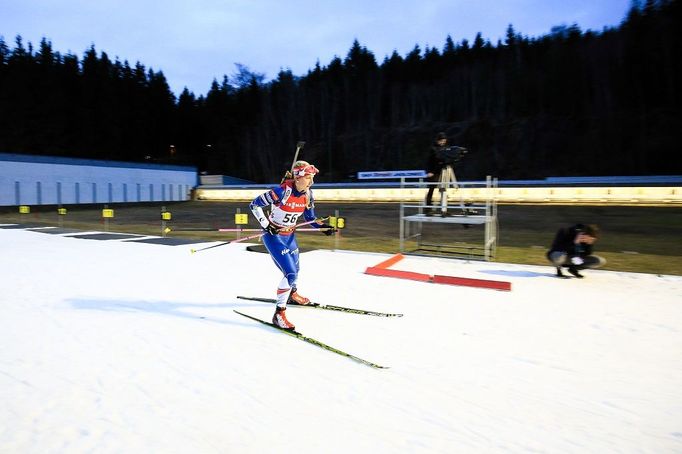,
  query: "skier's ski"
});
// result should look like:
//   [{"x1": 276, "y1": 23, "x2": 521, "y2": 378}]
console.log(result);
[
  {"x1": 237, "y1": 296, "x2": 403, "y2": 318},
  {"x1": 233, "y1": 310, "x2": 388, "y2": 369}
]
